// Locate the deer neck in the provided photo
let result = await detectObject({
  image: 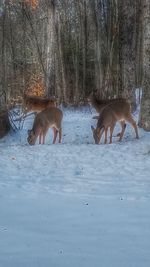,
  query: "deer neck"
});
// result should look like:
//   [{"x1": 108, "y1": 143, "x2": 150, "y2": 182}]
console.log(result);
[{"x1": 92, "y1": 97, "x2": 107, "y2": 113}]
